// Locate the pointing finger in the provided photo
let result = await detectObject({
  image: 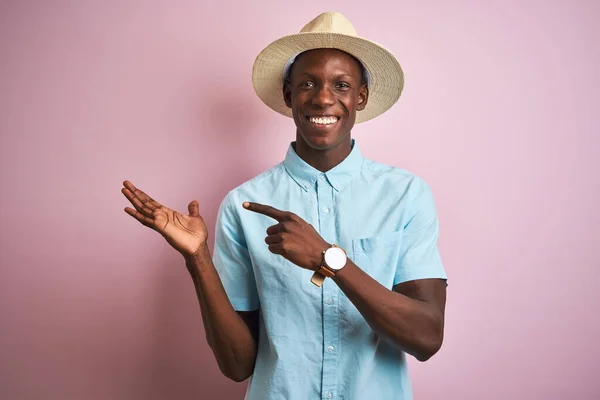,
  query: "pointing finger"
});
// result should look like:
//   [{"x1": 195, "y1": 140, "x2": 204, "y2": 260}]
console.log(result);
[{"x1": 243, "y1": 202, "x2": 290, "y2": 222}]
